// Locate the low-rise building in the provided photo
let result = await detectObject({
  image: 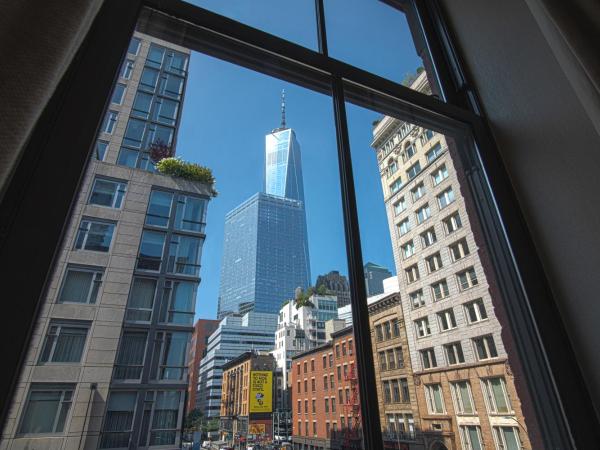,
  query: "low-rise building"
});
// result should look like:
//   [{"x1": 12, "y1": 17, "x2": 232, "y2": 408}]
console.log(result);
[
  {"x1": 291, "y1": 327, "x2": 358, "y2": 450},
  {"x1": 220, "y1": 352, "x2": 277, "y2": 447},
  {"x1": 187, "y1": 319, "x2": 220, "y2": 413}
]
